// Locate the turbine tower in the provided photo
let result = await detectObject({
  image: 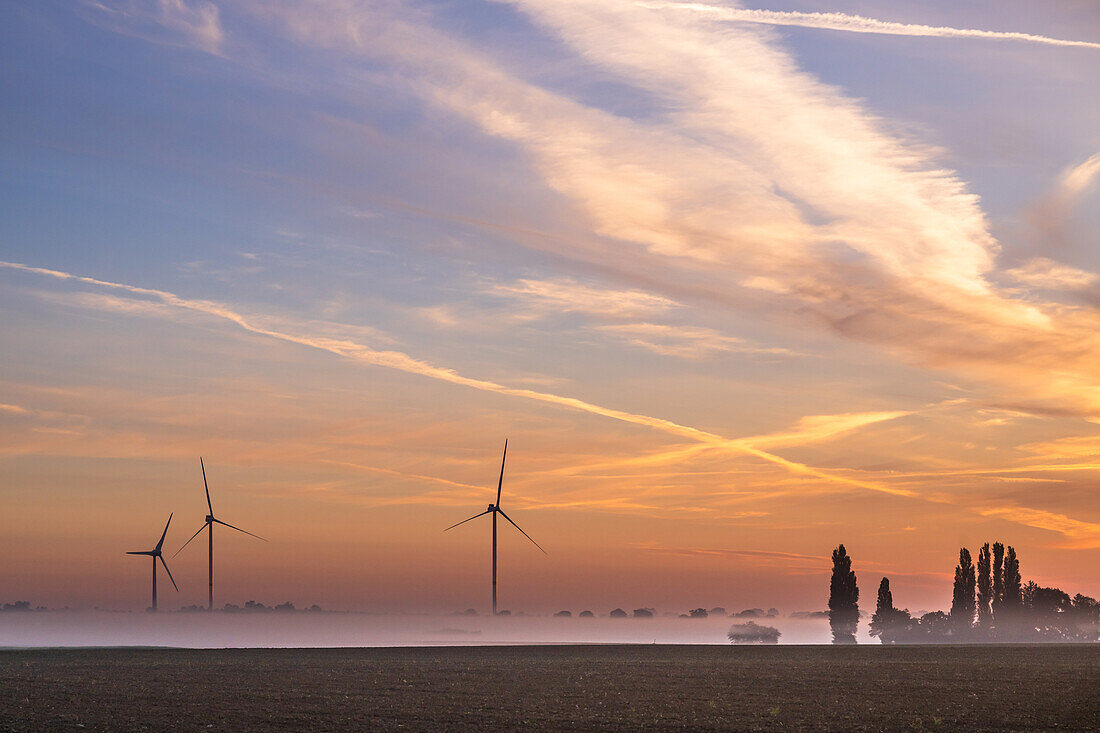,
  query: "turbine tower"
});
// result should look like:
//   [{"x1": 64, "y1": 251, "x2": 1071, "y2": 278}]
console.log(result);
[
  {"x1": 126, "y1": 513, "x2": 178, "y2": 611},
  {"x1": 445, "y1": 440, "x2": 546, "y2": 615},
  {"x1": 175, "y1": 458, "x2": 266, "y2": 611}
]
